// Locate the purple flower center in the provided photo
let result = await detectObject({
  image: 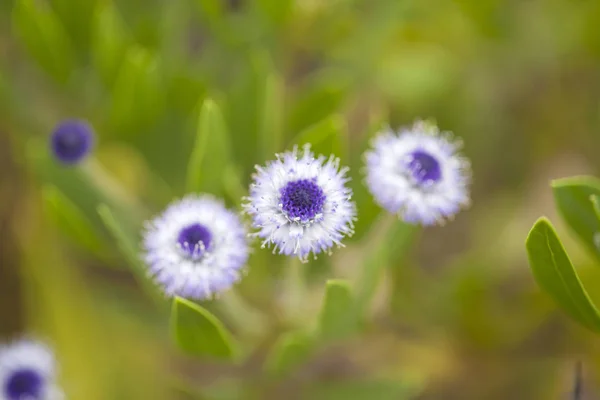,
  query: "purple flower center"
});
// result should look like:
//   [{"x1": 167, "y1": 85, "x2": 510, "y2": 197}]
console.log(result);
[
  {"x1": 280, "y1": 179, "x2": 326, "y2": 222},
  {"x1": 177, "y1": 223, "x2": 213, "y2": 259},
  {"x1": 407, "y1": 150, "x2": 442, "y2": 184},
  {"x1": 50, "y1": 120, "x2": 94, "y2": 164},
  {"x1": 4, "y1": 368, "x2": 44, "y2": 400}
]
